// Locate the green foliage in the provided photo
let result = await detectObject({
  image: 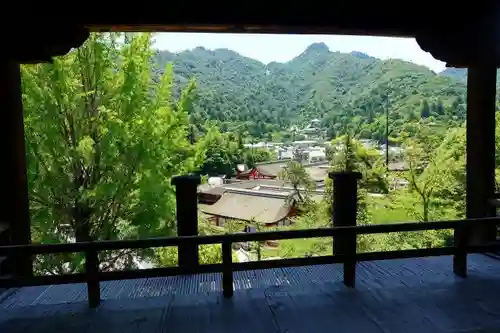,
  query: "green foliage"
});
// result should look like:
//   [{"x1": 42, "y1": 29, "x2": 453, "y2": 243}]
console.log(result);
[
  {"x1": 155, "y1": 44, "x2": 468, "y2": 140},
  {"x1": 262, "y1": 118, "x2": 471, "y2": 258},
  {"x1": 330, "y1": 135, "x2": 388, "y2": 194},
  {"x1": 155, "y1": 243, "x2": 238, "y2": 266},
  {"x1": 440, "y1": 68, "x2": 500, "y2": 86},
  {"x1": 262, "y1": 207, "x2": 333, "y2": 259},
  {"x1": 23, "y1": 33, "x2": 206, "y2": 274},
  {"x1": 279, "y1": 160, "x2": 315, "y2": 204},
  {"x1": 197, "y1": 126, "x2": 272, "y2": 177},
  {"x1": 398, "y1": 124, "x2": 460, "y2": 222}
]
